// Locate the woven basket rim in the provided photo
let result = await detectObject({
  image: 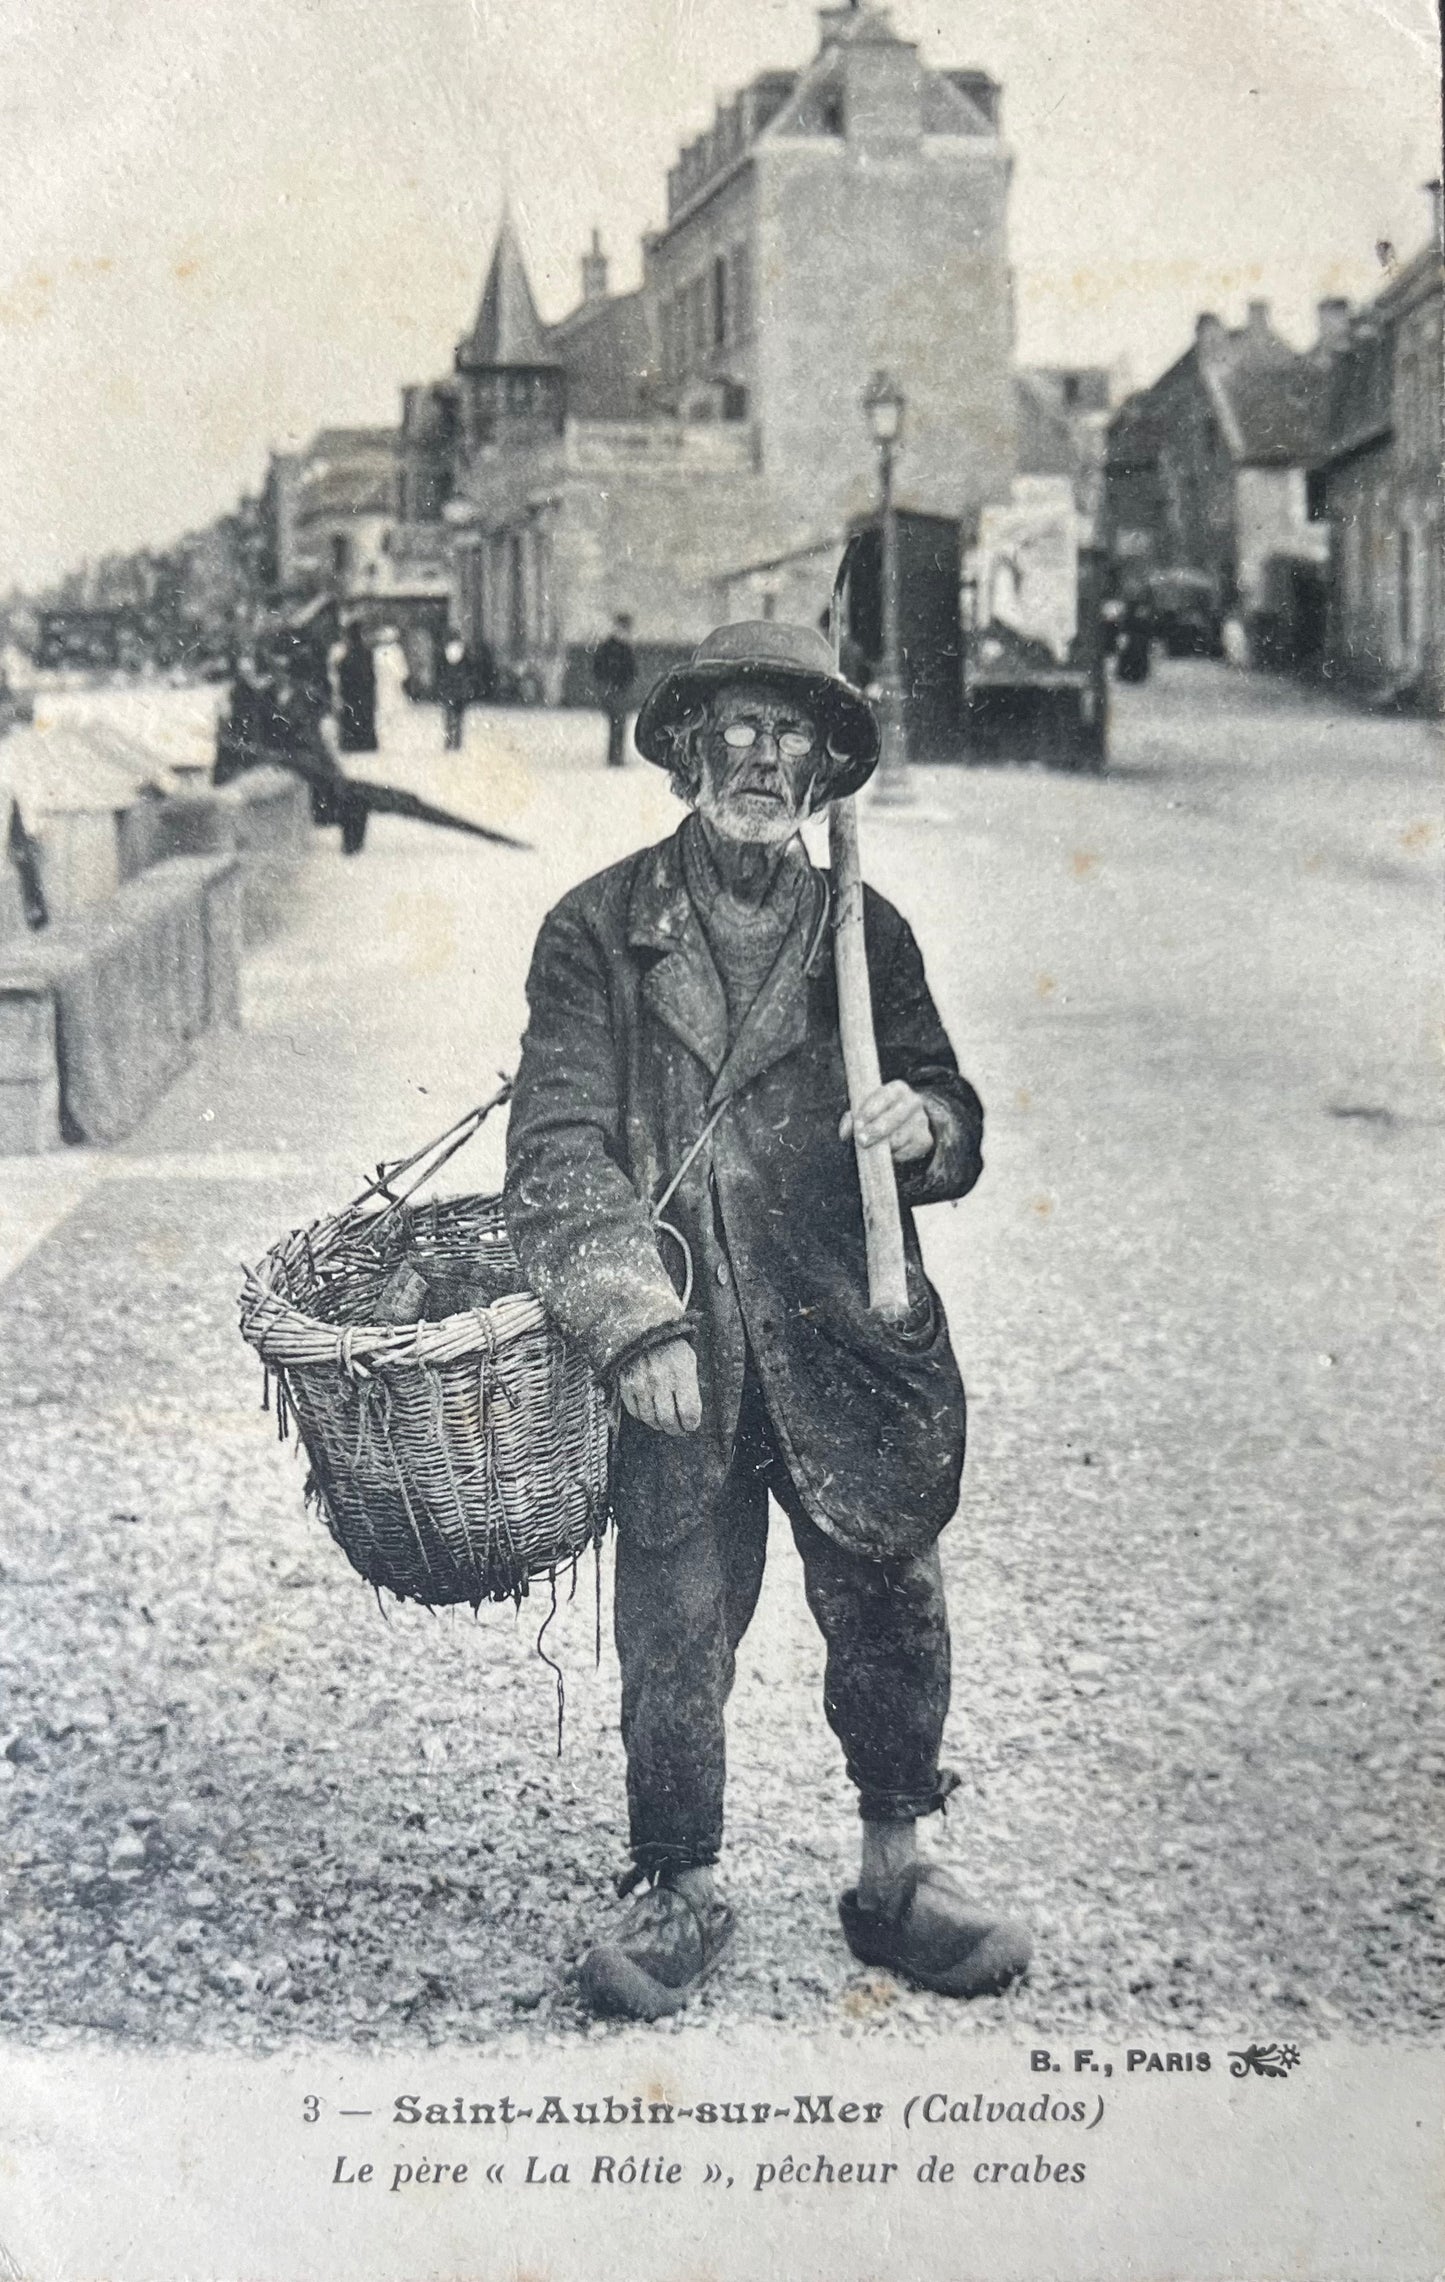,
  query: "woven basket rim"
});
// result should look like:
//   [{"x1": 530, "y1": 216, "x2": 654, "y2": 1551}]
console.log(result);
[{"x1": 238, "y1": 1190, "x2": 550, "y2": 1373}]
